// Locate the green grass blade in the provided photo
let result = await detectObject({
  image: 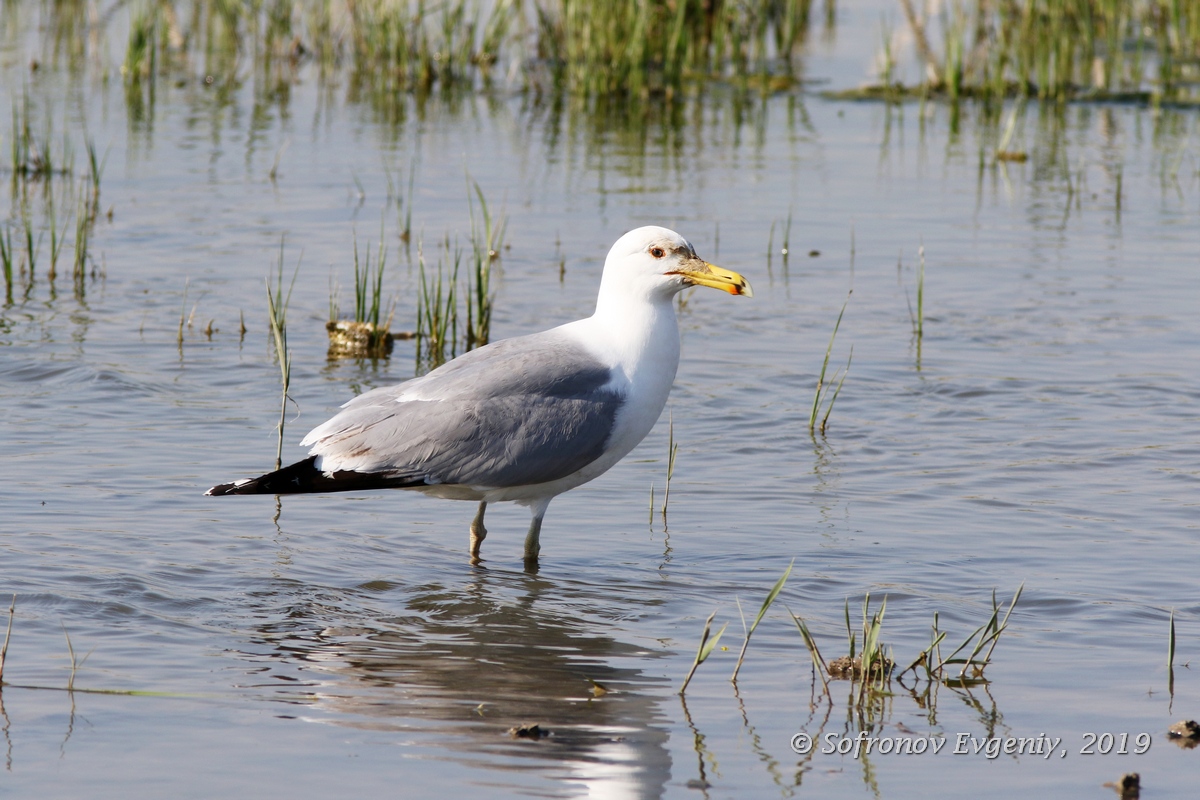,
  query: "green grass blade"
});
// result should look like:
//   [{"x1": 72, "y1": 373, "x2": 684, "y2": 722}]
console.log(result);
[
  {"x1": 787, "y1": 605, "x2": 830, "y2": 695},
  {"x1": 679, "y1": 610, "x2": 727, "y2": 695},
  {"x1": 0, "y1": 594, "x2": 14, "y2": 684},
  {"x1": 978, "y1": 582, "x2": 1023, "y2": 669},
  {"x1": 731, "y1": 559, "x2": 794, "y2": 681},
  {"x1": 844, "y1": 597, "x2": 854, "y2": 661},
  {"x1": 1168, "y1": 608, "x2": 1176, "y2": 668},
  {"x1": 819, "y1": 345, "x2": 853, "y2": 435}
]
